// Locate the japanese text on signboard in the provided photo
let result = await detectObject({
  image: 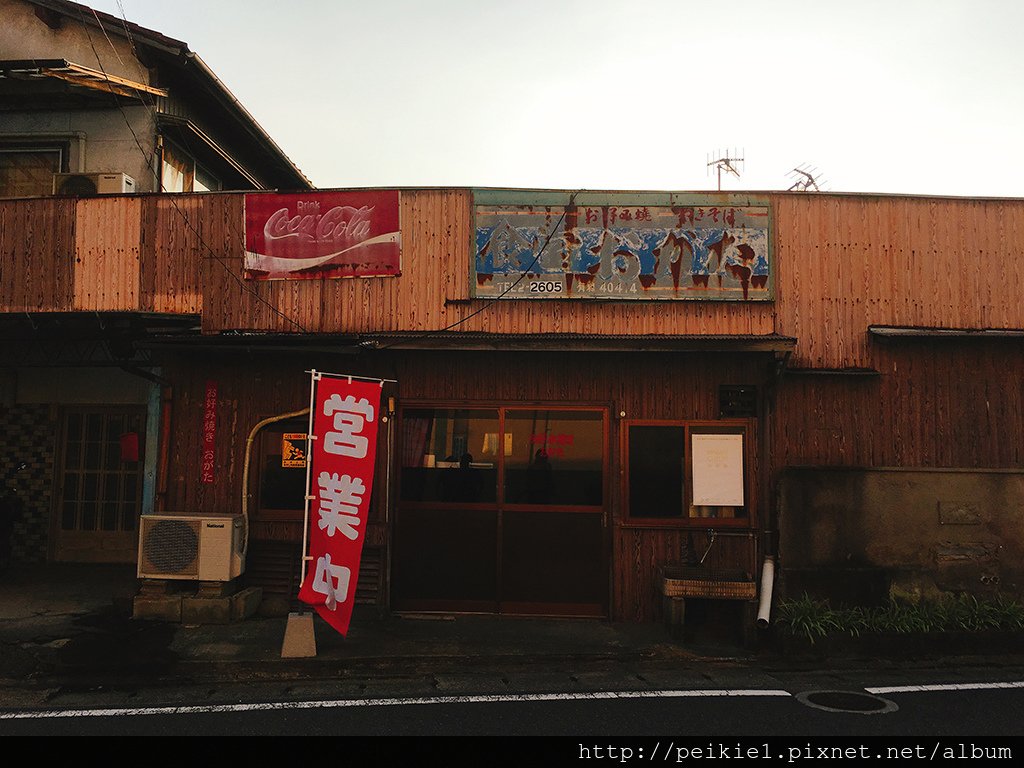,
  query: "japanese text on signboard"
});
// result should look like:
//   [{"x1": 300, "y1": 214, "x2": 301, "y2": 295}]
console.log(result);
[
  {"x1": 474, "y1": 200, "x2": 771, "y2": 301},
  {"x1": 200, "y1": 381, "x2": 217, "y2": 484}
]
